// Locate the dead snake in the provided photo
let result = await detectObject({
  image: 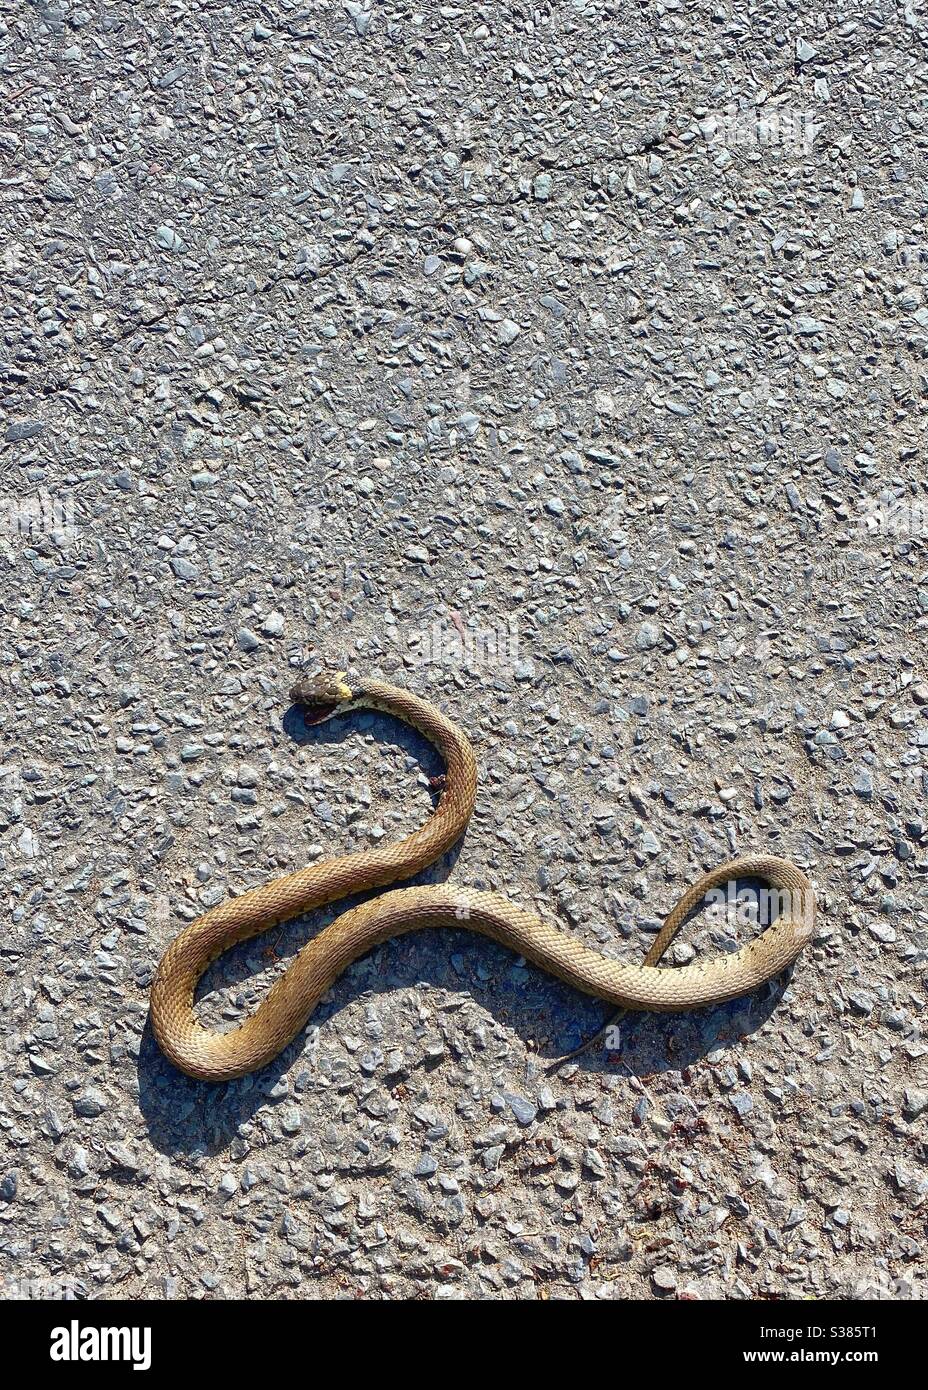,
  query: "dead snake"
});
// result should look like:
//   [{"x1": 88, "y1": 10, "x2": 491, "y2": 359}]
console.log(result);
[{"x1": 150, "y1": 674, "x2": 815, "y2": 1081}]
